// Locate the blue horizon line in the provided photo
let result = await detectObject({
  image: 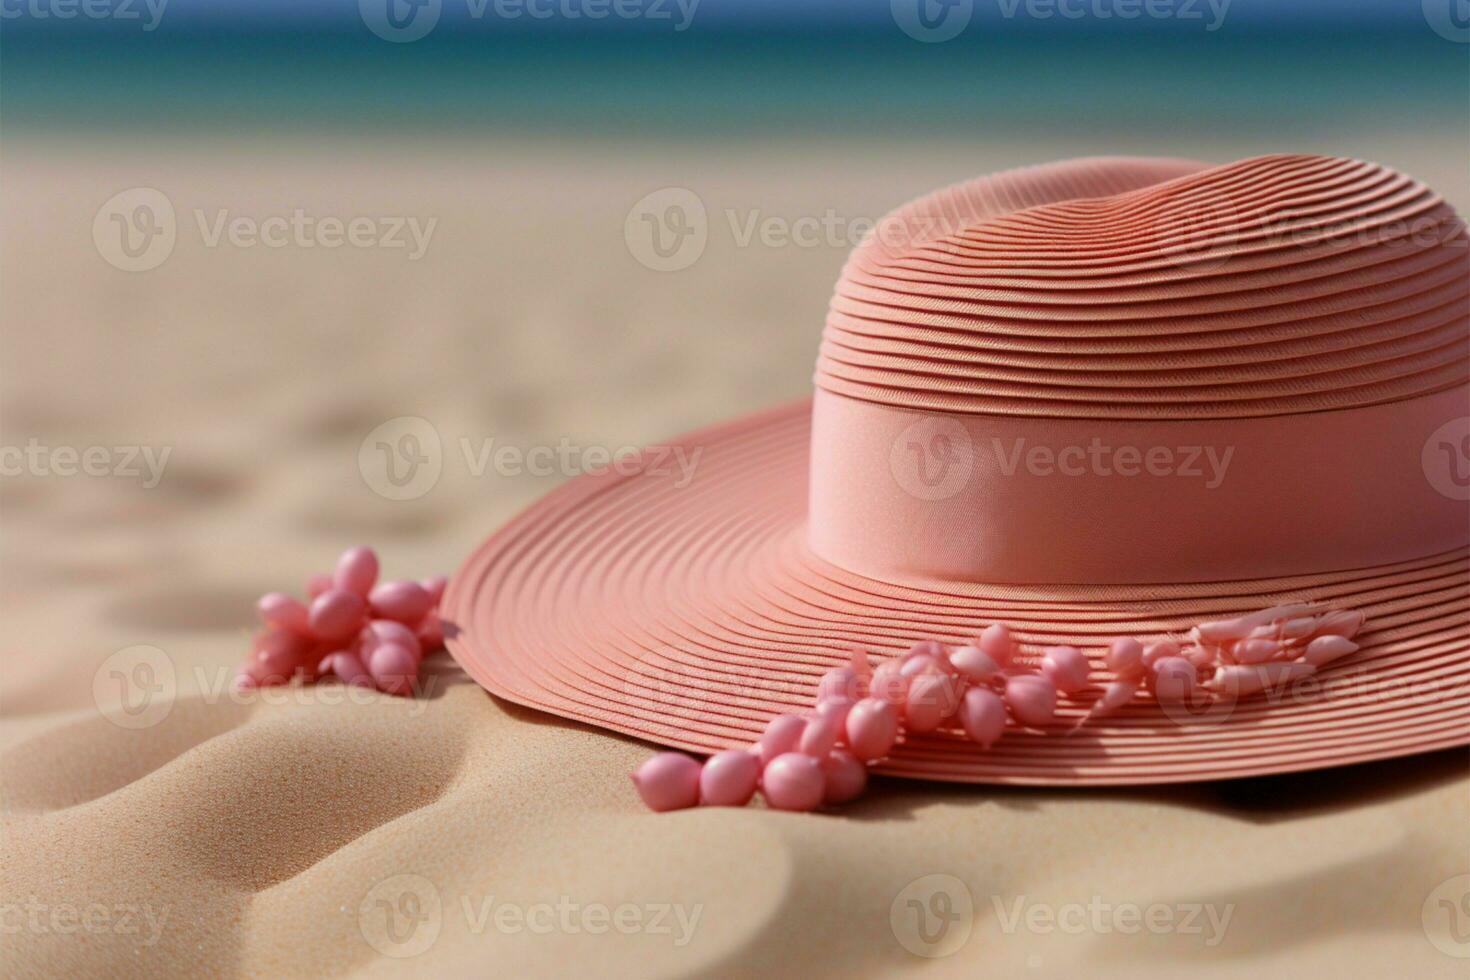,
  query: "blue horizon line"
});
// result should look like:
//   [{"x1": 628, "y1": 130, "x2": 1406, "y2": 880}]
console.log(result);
[{"x1": 0, "y1": 0, "x2": 1448, "y2": 35}]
